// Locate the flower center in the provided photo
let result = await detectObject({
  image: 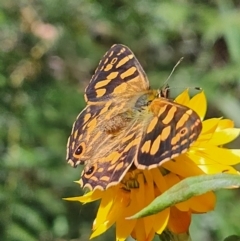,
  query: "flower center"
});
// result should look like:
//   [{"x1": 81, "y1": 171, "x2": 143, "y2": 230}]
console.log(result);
[{"x1": 120, "y1": 169, "x2": 143, "y2": 190}]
